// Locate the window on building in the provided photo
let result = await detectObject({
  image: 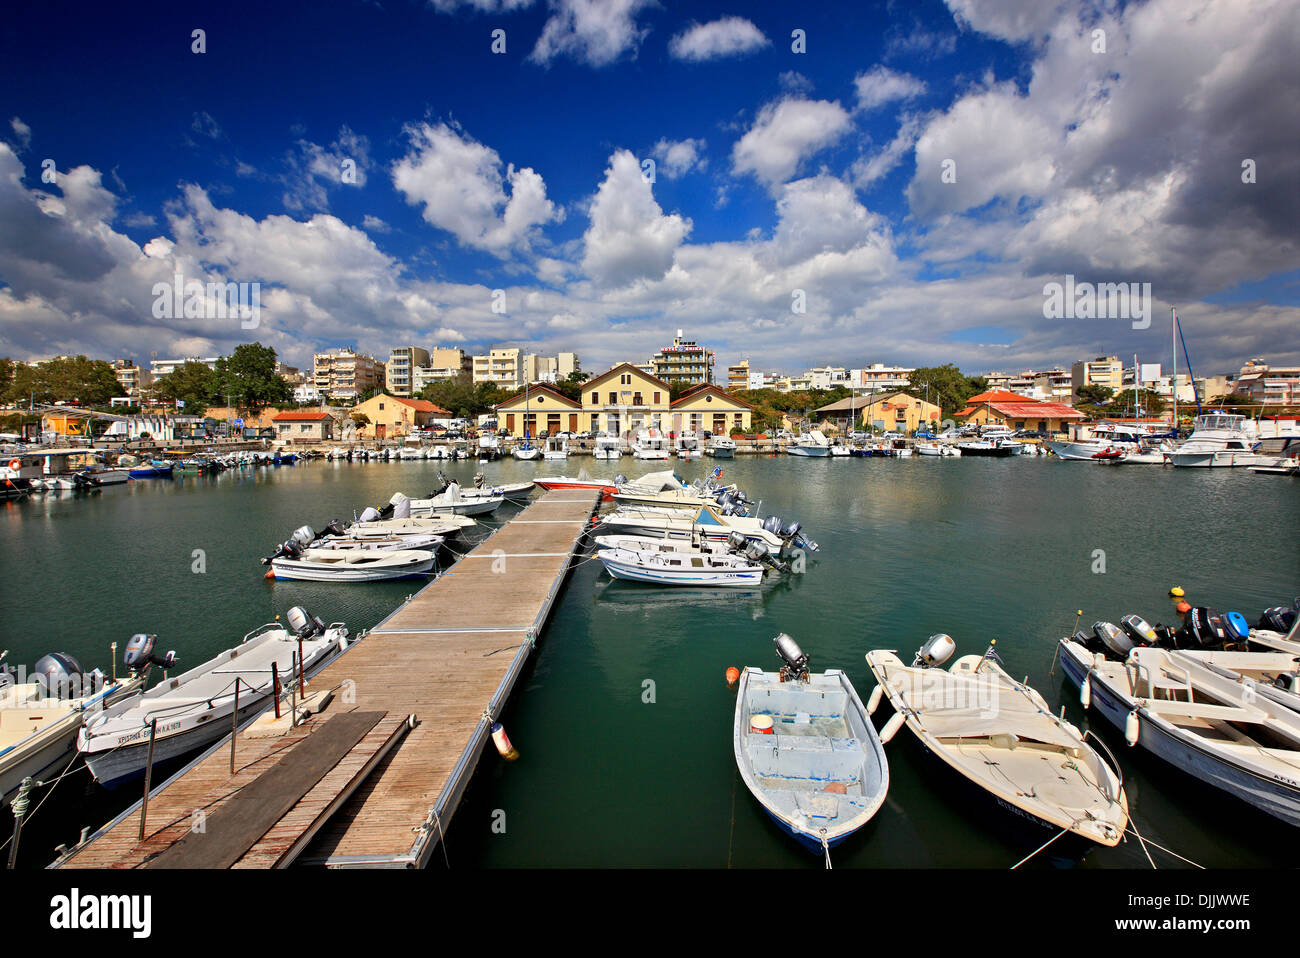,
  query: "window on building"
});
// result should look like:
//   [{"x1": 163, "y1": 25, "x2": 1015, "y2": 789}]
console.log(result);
[{"x1": 653, "y1": 391, "x2": 660, "y2": 404}]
